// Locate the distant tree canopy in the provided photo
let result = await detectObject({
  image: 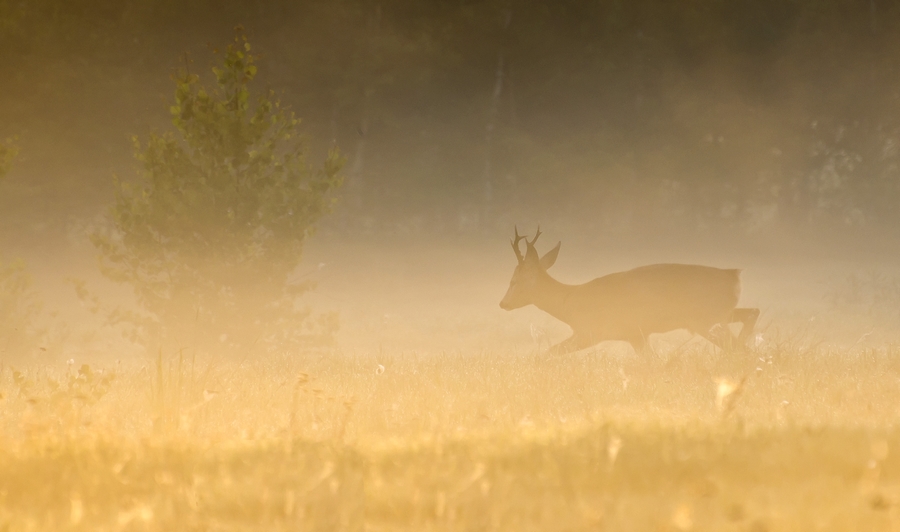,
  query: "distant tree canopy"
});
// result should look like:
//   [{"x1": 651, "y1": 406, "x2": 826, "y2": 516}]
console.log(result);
[
  {"x1": 91, "y1": 31, "x2": 344, "y2": 355},
  {"x1": 0, "y1": 258, "x2": 43, "y2": 361},
  {"x1": 3, "y1": 0, "x2": 900, "y2": 234},
  {"x1": 0, "y1": 139, "x2": 36, "y2": 361},
  {"x1": 0, "y1": 139, "x2": 16, "y2": 180}
]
